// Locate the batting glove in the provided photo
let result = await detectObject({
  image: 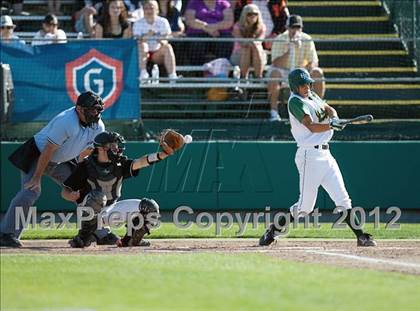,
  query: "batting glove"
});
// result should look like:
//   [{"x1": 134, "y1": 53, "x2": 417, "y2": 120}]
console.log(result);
[{"x1": 329, "y1": 118, "x2": 346, "y2": 131}]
